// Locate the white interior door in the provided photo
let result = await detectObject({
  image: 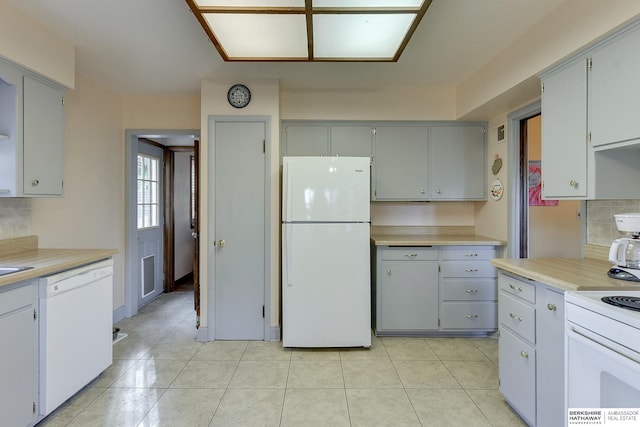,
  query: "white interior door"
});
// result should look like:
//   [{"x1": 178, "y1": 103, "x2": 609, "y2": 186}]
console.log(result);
[
  {"x1": 213, "y1": 120, "x2": 266, "y2": 340},
  {"x1": 137, "y1": 141, "x2": 164, "y2": 307}
]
